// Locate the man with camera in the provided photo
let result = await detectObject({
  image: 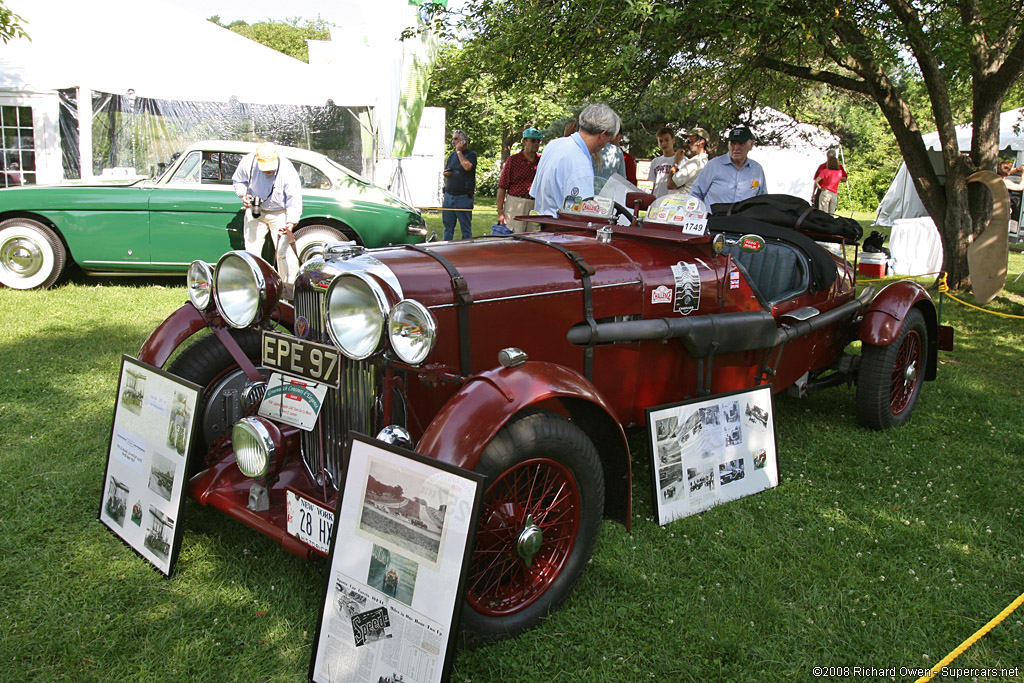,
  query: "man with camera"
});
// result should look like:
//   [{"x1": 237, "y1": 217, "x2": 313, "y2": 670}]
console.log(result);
[{"x1": 232, "y1": 142, "x2": 302, "y2": 281}]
